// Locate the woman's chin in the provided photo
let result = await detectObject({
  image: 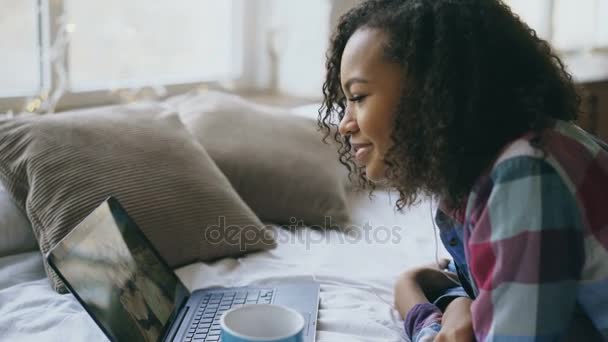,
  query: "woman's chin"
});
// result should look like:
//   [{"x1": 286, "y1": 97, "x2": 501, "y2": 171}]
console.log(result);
[{"x1": 364, "y1": 164, "x2": 388, "y2": 183}]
